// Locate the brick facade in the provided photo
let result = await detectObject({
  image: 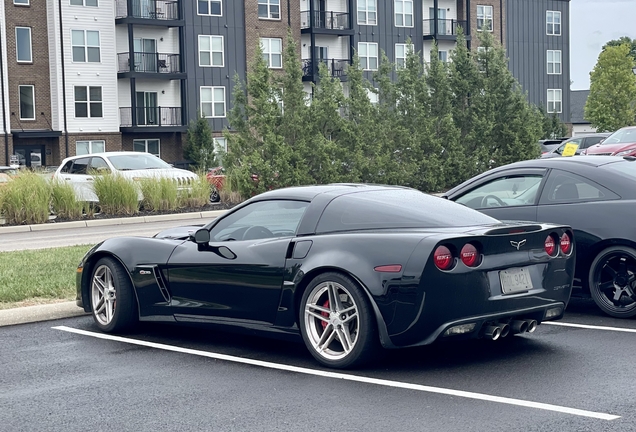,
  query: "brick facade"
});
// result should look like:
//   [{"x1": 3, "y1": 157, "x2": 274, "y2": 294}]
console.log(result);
[
  {"x1": 468, "y1": 0, "x2": 505, "y2": 49},
  {"x1": 122, "y1": 132, "x2": 184, "y2": 163}
]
